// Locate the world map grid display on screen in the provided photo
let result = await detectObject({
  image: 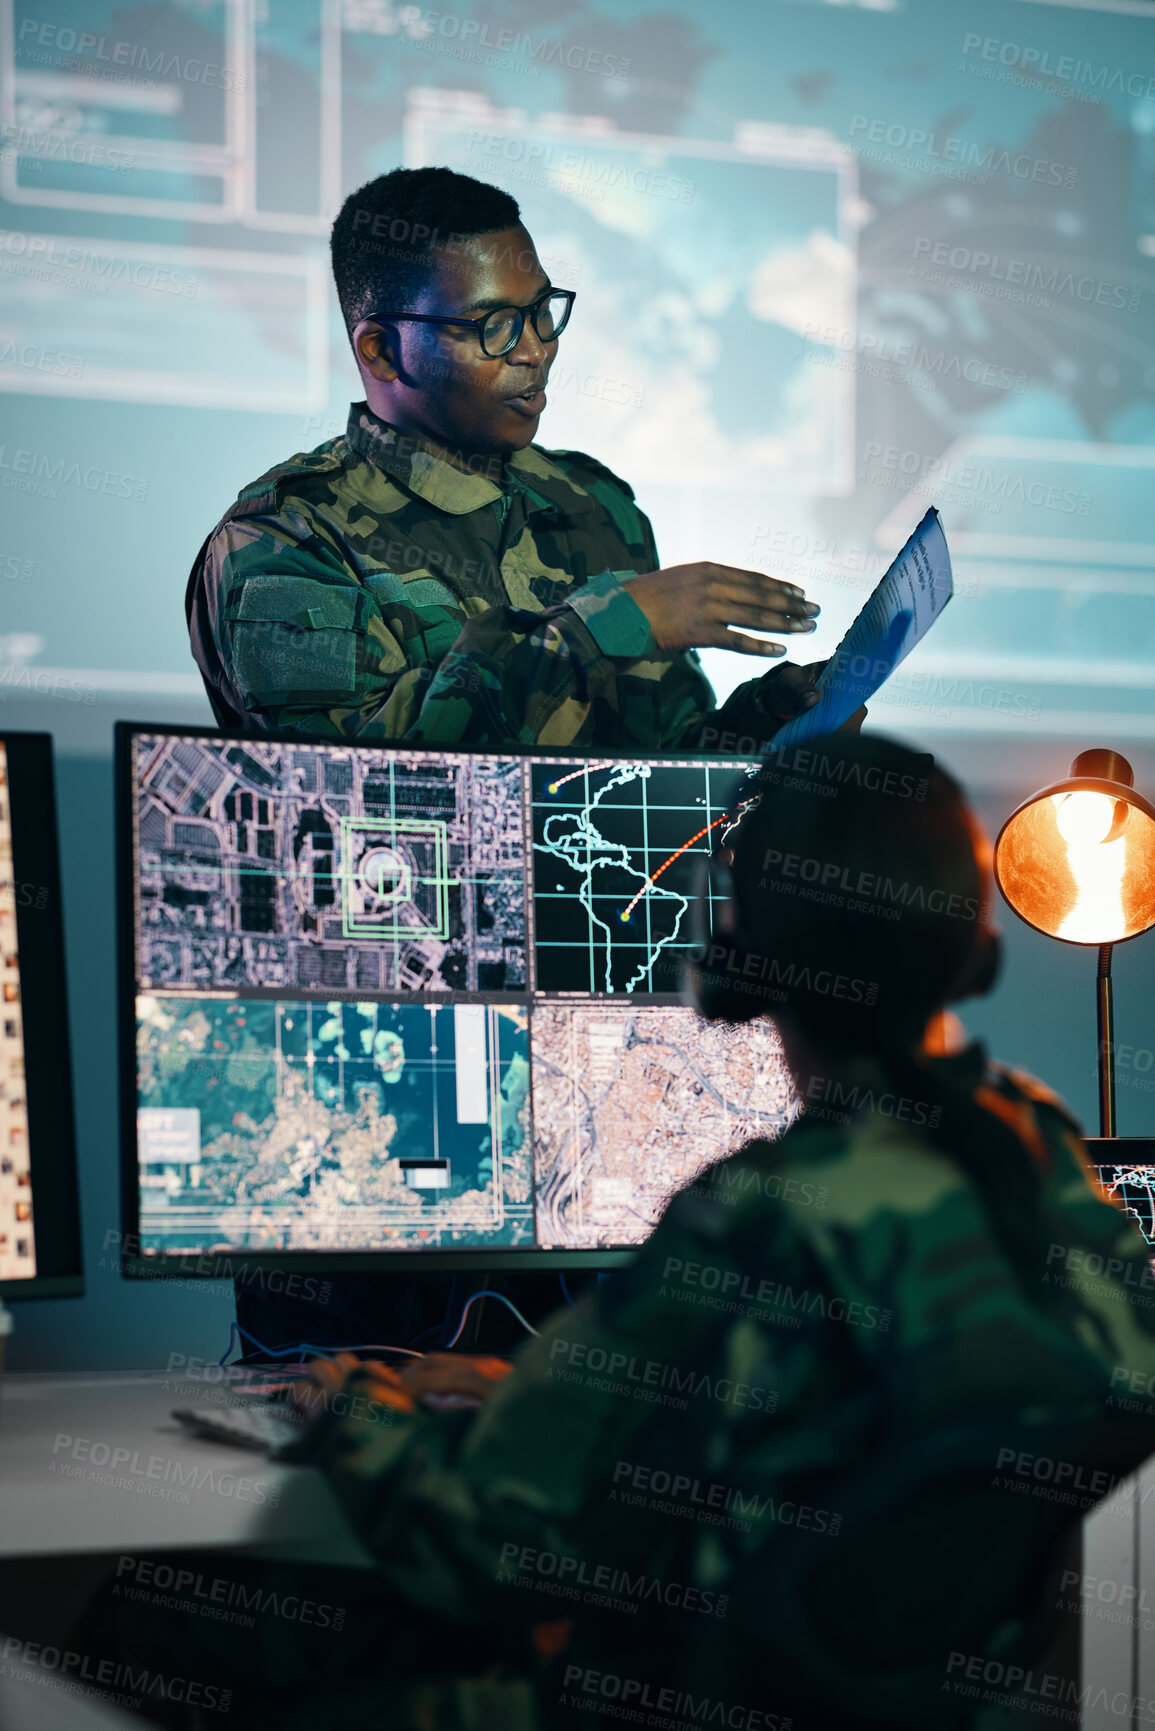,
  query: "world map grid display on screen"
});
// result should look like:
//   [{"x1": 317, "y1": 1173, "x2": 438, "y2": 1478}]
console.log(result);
[
  {"x1": 131, "y1": 734, "x2": 793, "y2": 1256},
  {"x1": 1098, "y1": 1166, "x2": 1155, "y2": 1251}
]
